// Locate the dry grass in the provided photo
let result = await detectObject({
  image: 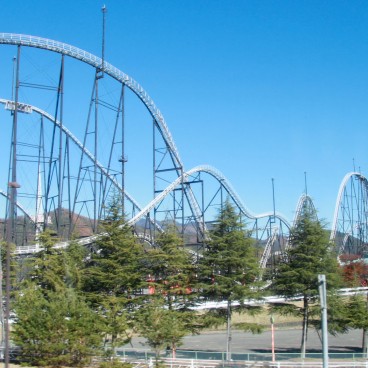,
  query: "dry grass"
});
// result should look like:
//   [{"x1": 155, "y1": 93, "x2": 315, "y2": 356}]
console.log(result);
[
  {"x1": 202, "y1": 303, "x2": 303, "y2": 331},
  {"x1": 233, "y1": 309, "x2": 301, "y2": 328}
]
